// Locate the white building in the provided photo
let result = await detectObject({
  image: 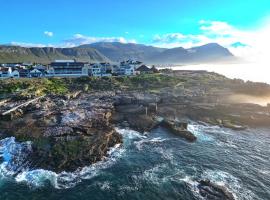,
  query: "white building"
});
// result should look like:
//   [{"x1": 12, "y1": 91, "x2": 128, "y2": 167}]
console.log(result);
[
  {"x1": 30, "y1": 69, "x2": 43, "y2": 77},
  {"x1": 0, "y1": 67, "x2": 20, "y2": 78},
  {"x1": 49, "y1": 60, "x2": 90, "y2": 77},
  {"x1": 11, "y1": 70, "x2": 20, "y2": 78}
]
